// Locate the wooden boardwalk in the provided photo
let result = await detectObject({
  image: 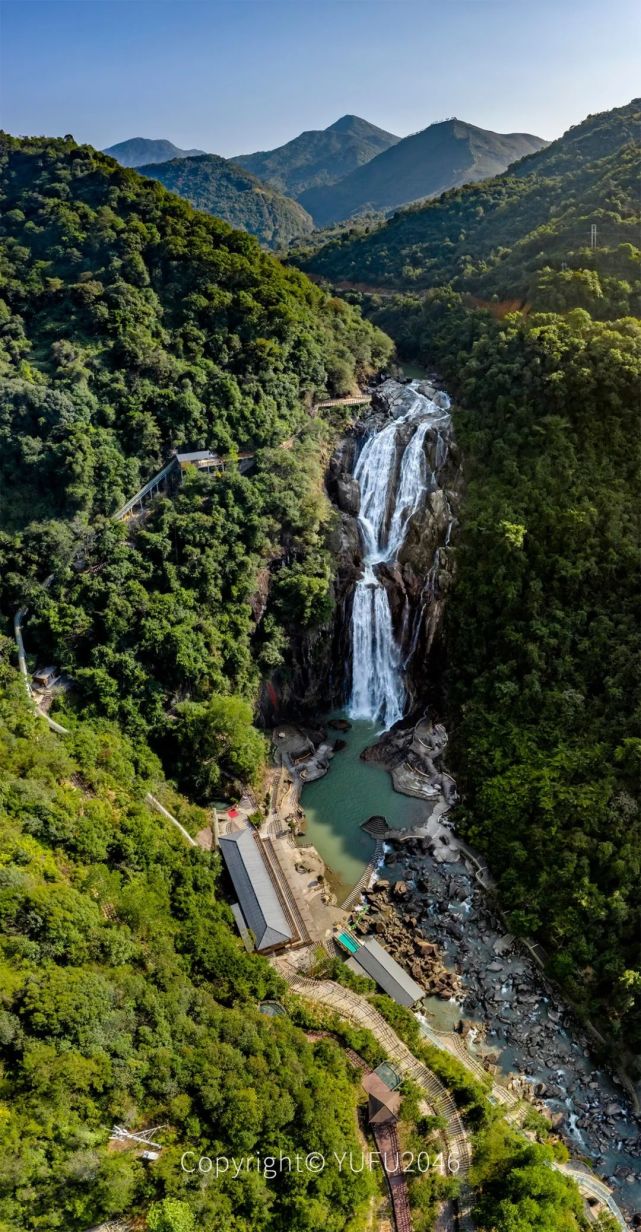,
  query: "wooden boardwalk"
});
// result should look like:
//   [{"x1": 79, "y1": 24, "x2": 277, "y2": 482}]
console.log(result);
[
  {"x1": 305, "y1": 1031, "x2": 414, "y2": 1232},
  {"x1": 315, "y1": 394, "x2": 372, "y2": 409},
  {"x1": 341, "y1": 839, "x2": 385, "y2": 910},
  {"x1": 277, "y1": 963, "x2": 472, "y2": 1178},
  {"x1": 373, "y1": 1120, "x2": 414, "y2": 1232},
  {"x1": 292, "y1": 975, "x2": 628, "y2": 1230}
]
